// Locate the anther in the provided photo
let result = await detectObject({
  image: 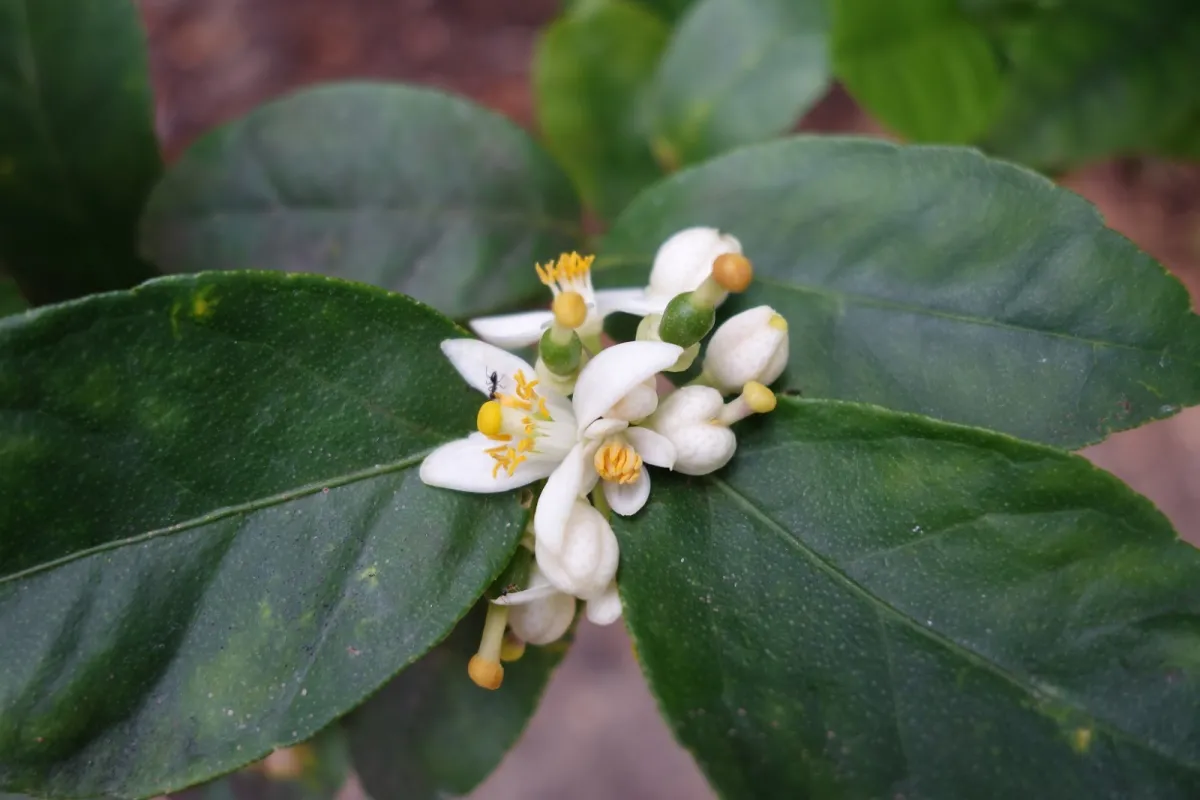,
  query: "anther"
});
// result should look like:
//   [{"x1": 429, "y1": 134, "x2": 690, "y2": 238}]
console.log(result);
[{"x1": 594, "y1": 441, "x2": 643, "y2": 484}]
